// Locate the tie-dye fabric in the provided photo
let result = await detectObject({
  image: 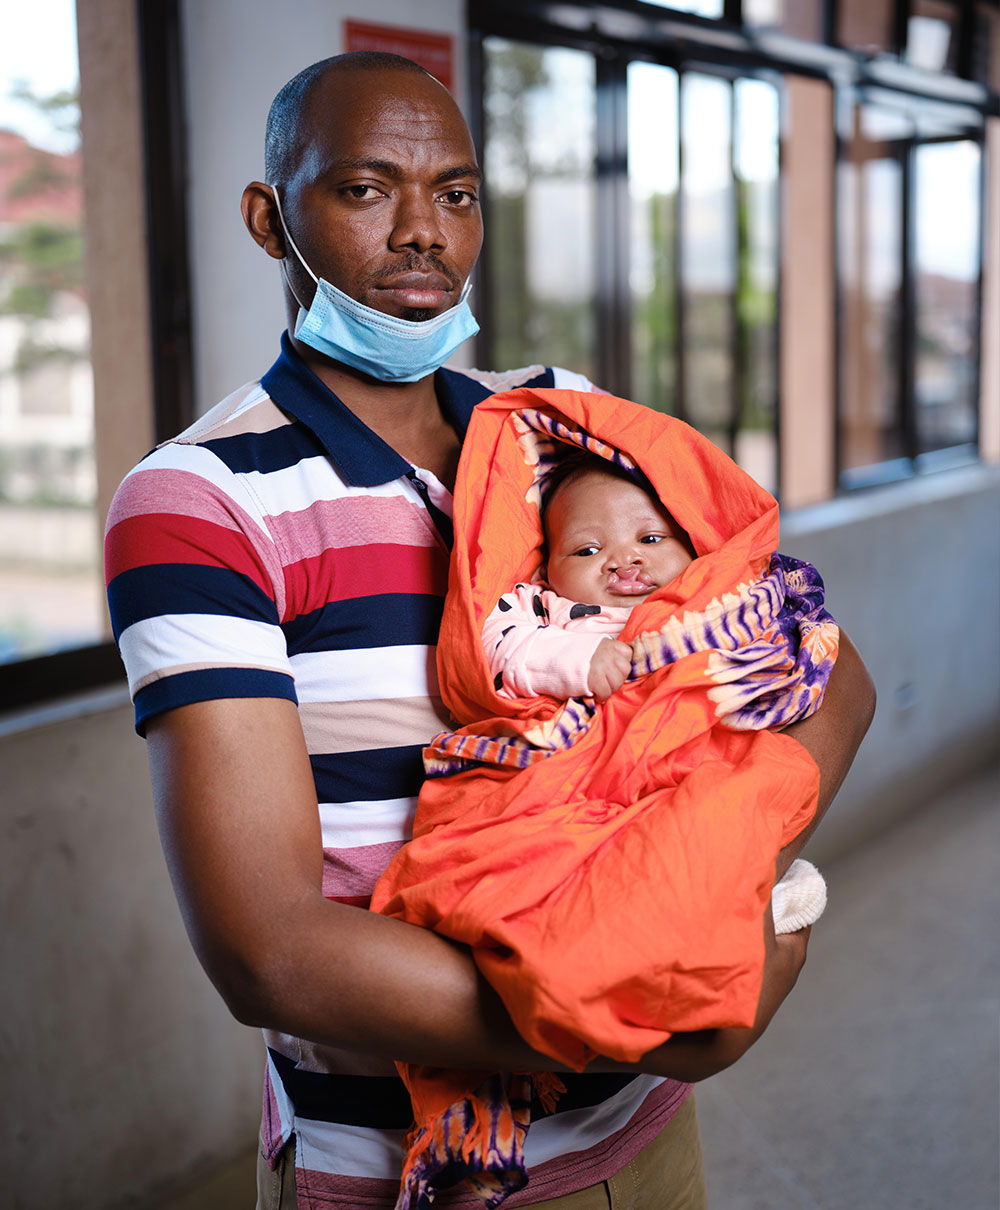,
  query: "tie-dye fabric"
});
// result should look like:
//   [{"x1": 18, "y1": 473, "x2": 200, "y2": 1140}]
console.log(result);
[{"x1": 370, "y1": 389, "x2": 839, "y2": 1208}]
